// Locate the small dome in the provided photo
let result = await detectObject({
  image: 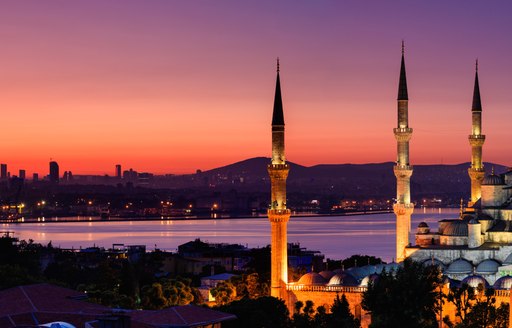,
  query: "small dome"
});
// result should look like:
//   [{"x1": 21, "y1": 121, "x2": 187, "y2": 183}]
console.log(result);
[
  {"x1": 346, "y1": 265, "x2": 382, "y2": 280},
  {"x1": 476, "y1": 259, "x2": 500, "y2": 274},
  {"x1": 383, "y1": 262, "x2": 400, "y2": 273},
  {"x1": 318, "y1": 271, "x2": 335, "y2": 280},
  {"x1": 418, "y1": 222, "x2": 429, "y2": 228},
  {"x1": 360, "y1": 273, "x2": 380, "y2": 287},
  {"x1": 446, "y1": 259, "x2": 473, "y2": 274},
  {"x1": 482, "y1": 173, "x2": 505, "y2": 186},
  {"x1": 462, "y1": 275, "x2": 488, "y2": 288},
  {"x1": 442, "y1": 221, "x2": 468, "y2": 236},
  {"x1": 328, "y1": 272, "x2": 358, "y2": 286},
  {"x1": 494, "y1": 276, "x2": 512, "y2": 290},
  {"x1": 297, "y1": 272, "x2": 326, "y2": 285},
  {"x1": 468, "y1": 218, "x2": 480, "y2": 225},
  {"x1": 41, "y1": 323, "x2": 76, "y2": 328},
  {"x1": 422, "y1": 259, "x2": 446, "y2": 271}
]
